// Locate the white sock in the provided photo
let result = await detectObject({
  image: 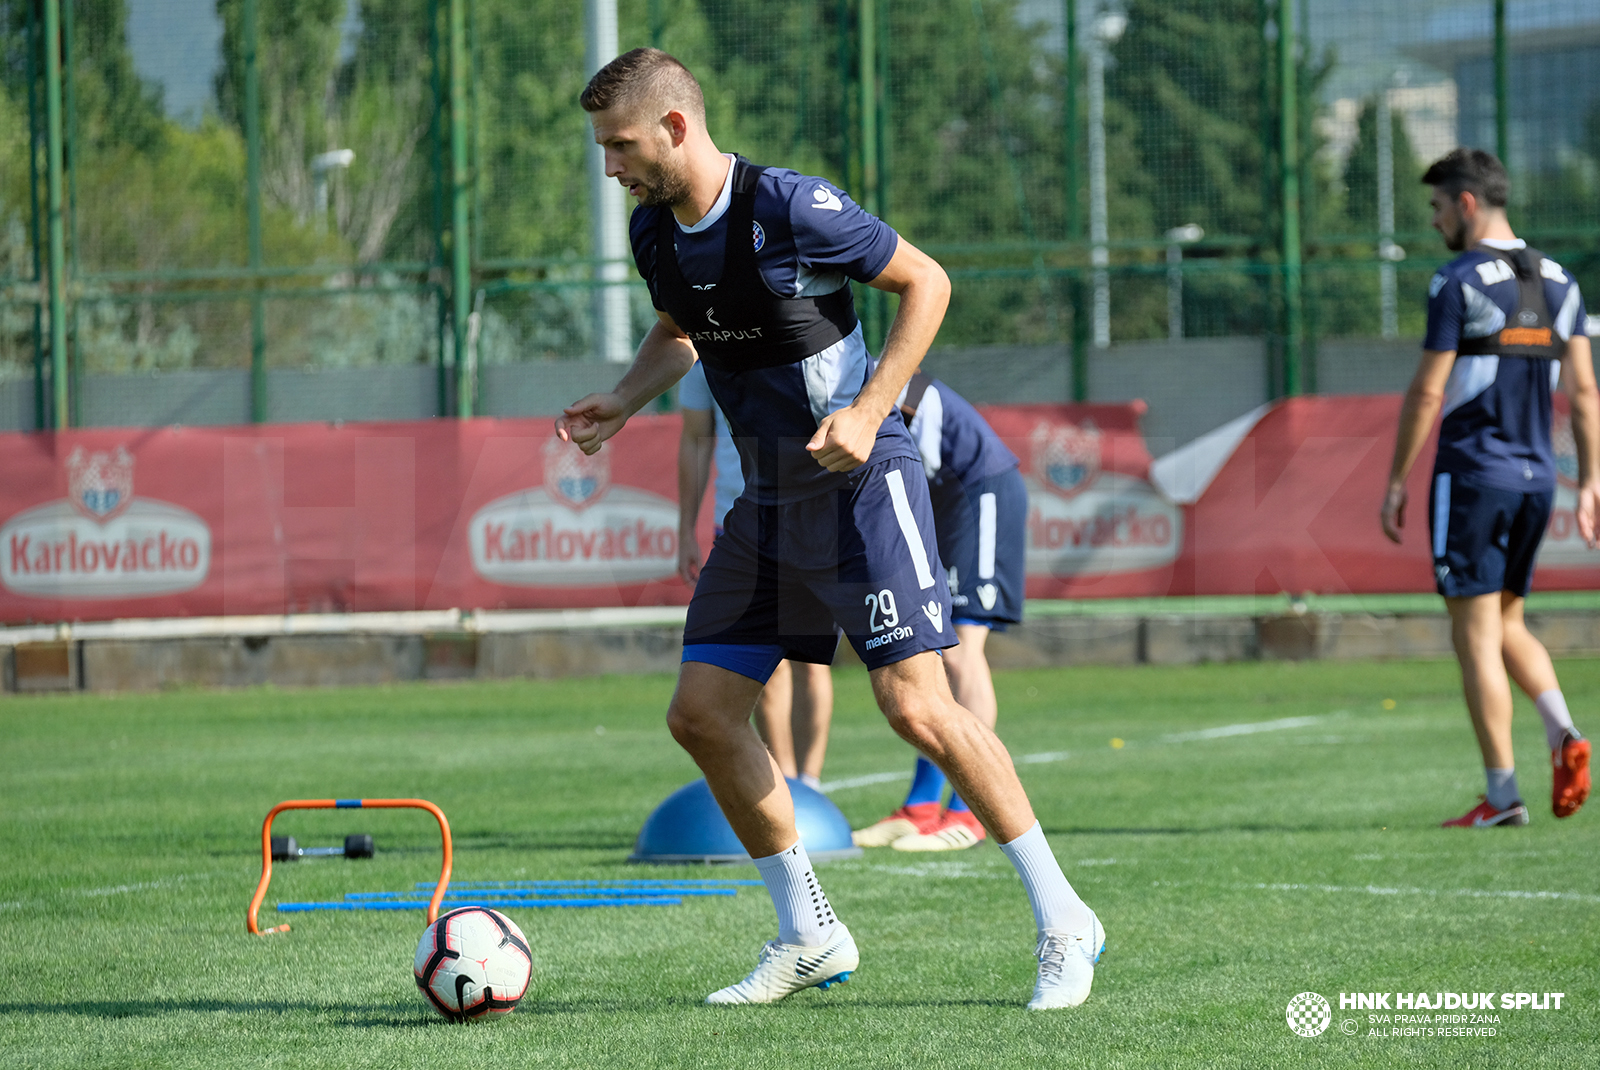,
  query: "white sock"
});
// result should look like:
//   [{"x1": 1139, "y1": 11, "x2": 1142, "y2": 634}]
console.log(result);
[
  {"x1": 1535, "y1": 689, "x2": 1578, "y2": 753},
  {"x1": 997, "y1": 821, "x2": 1093, "y2": 934},
  {"x1": 752, "y1": 840, "x2": 837, "y2": 948},
  {"x1": 1485, "y1": 767, "x2": 1520, "y2": 811},
  {"x1": 798, "y1": 773, "x2": 822, "y2": 791}
]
